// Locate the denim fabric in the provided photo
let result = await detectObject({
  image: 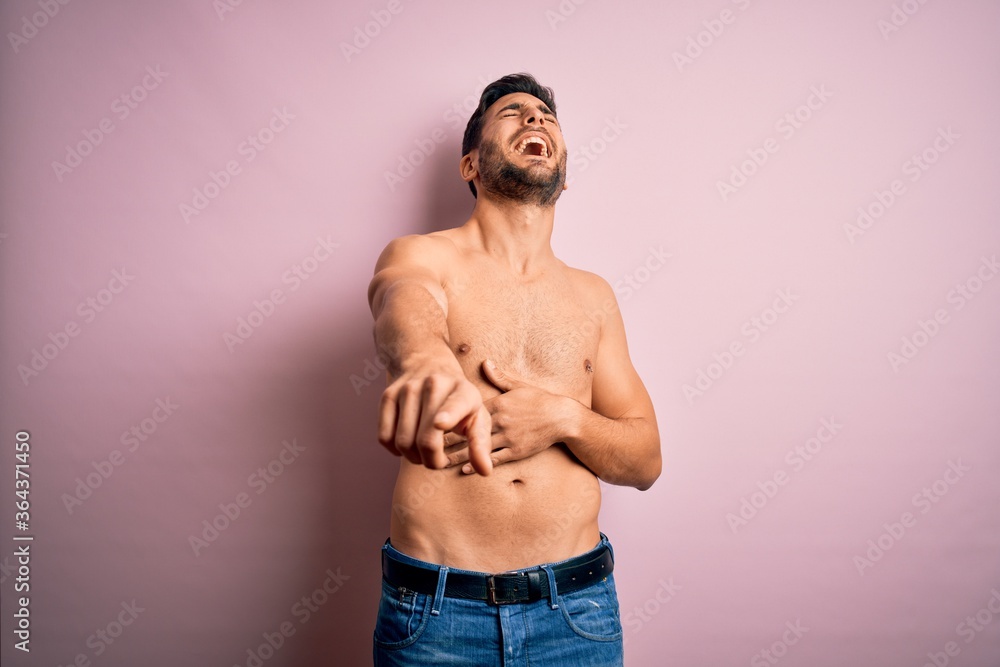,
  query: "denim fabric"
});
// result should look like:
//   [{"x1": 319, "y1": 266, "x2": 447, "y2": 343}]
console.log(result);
[{"x1": 373, "y1": 534, "x2": 624, "y2": 666}]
